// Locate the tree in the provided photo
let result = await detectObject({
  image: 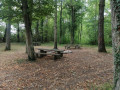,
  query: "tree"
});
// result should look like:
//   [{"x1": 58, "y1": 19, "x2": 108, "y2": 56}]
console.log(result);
[
  {"x1": 17, "y1": 22, "x2": 20, "y2": 42},
  {"x1": 111, "y1": 0, "x2": 120, "y2": 89},
  {"x1": 41, "y1": 18, "x2": 44, "y2": 43},
  {"x1": 59, "y1": 0, "x2": 63, "y2": 44},
  {"x1": 5, "y1": 19, "x2": 11, "y2": 50},
  {"x1": 66, "y1": 0, "x2": 82, "y2": 44},
  {"x1": 21, "y1": 0, "x2": 36, "y2": 61},
  {"x1": 0, "y1": 0, "x2": 22, "y2": 50},
  {"x1": 35, "y1": 20, "x2": 40, "y2": 42},
  {"x1": 54, "y1": 0, "x2": 58, "y2": 49},
  {"x1": 5, "y1": 1, "x2": 12, "y2": 50},
  {"x1": 3, "y1": 23, "x2": 7, "y2": 42},
  {"x1": 98, "y1": 0, "x2": 106, "y2": 52}
]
